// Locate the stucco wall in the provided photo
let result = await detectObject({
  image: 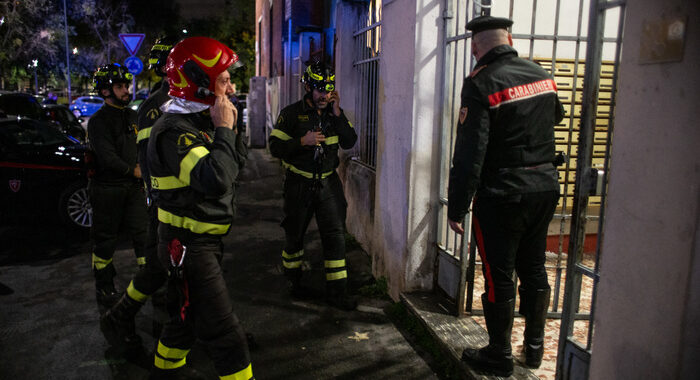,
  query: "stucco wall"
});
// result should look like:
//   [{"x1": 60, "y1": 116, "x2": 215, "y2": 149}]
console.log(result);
[{"x1": 590, "y1": 1, "x2": 700, "y2": 379}]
